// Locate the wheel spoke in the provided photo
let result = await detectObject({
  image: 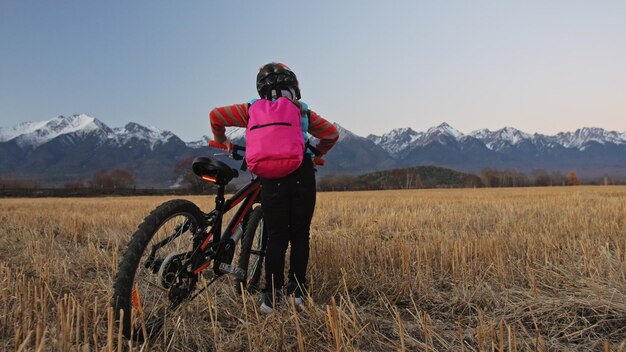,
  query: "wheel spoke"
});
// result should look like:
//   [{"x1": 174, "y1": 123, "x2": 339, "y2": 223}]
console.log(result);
[
  {"x1": 112, "y1": 200, "x2": 213, "y2": 341},
  {"x1": 140, "y1": 277, "x2": 168, "y2": 293}
]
